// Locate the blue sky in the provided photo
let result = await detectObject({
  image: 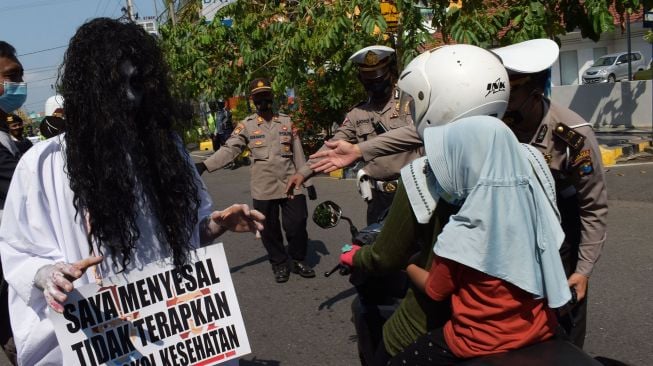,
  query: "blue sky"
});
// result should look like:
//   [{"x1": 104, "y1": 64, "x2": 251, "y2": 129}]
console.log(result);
[{"x1": 1, "y1": 0, "x2": 162, "y2": 114}]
